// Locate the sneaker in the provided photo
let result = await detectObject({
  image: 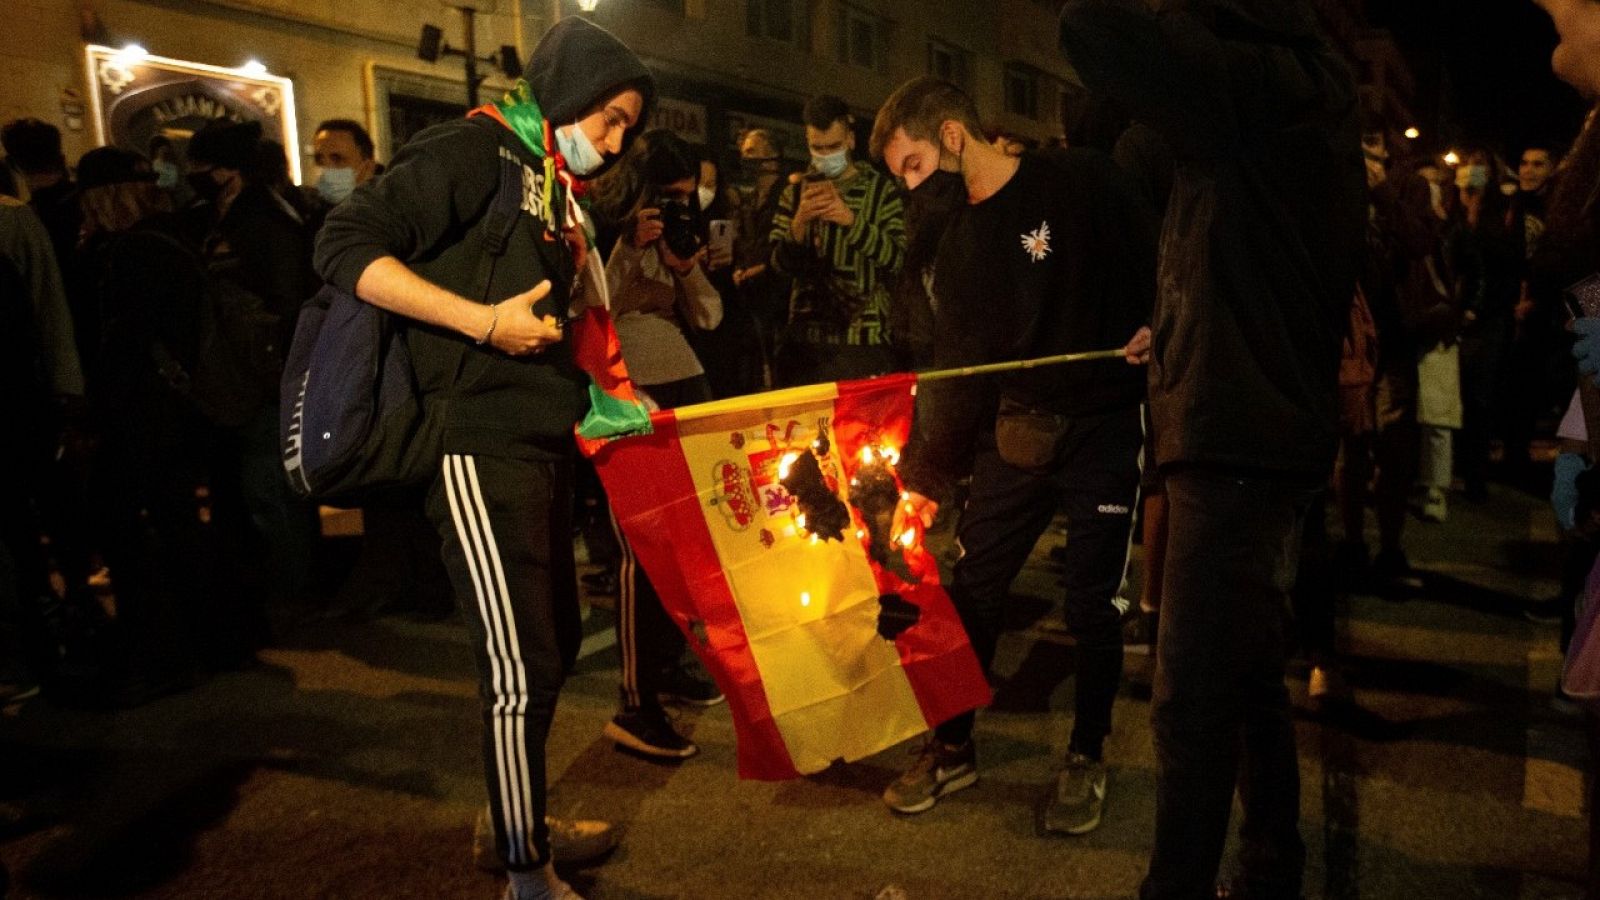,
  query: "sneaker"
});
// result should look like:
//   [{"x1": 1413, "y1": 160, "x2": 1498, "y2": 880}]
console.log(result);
[
  {"x1": 604, "y1": 707, "x2": 698, "y2": 759},
  {"x1": 656, "y1": 664, "x2": 724, "y2": 707},
  {"x1": 1041, "y1": 752, "x2": 1107, "y2": 835},
  {"x1": 1121, "y1": 609, "x2": 1158, "y2": 655},
  {"x1": 546, "y1": 815, "x2": 617, "y2": 864},
  {"x1": 881, "y1": 736, "x2": 978, "y2": 814},
  {"x1": 473, "y1": 809, "x2": 619, "y2": 872},
  {"x1": 504, "y1": 865, "x2": 583, "y2": 900}
]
